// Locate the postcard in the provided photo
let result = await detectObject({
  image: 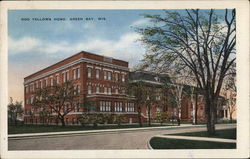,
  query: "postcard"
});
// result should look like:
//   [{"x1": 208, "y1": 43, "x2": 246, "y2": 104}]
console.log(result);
[{"x1": 0, "y1": 0, "x2": 249, "y2": 158}]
